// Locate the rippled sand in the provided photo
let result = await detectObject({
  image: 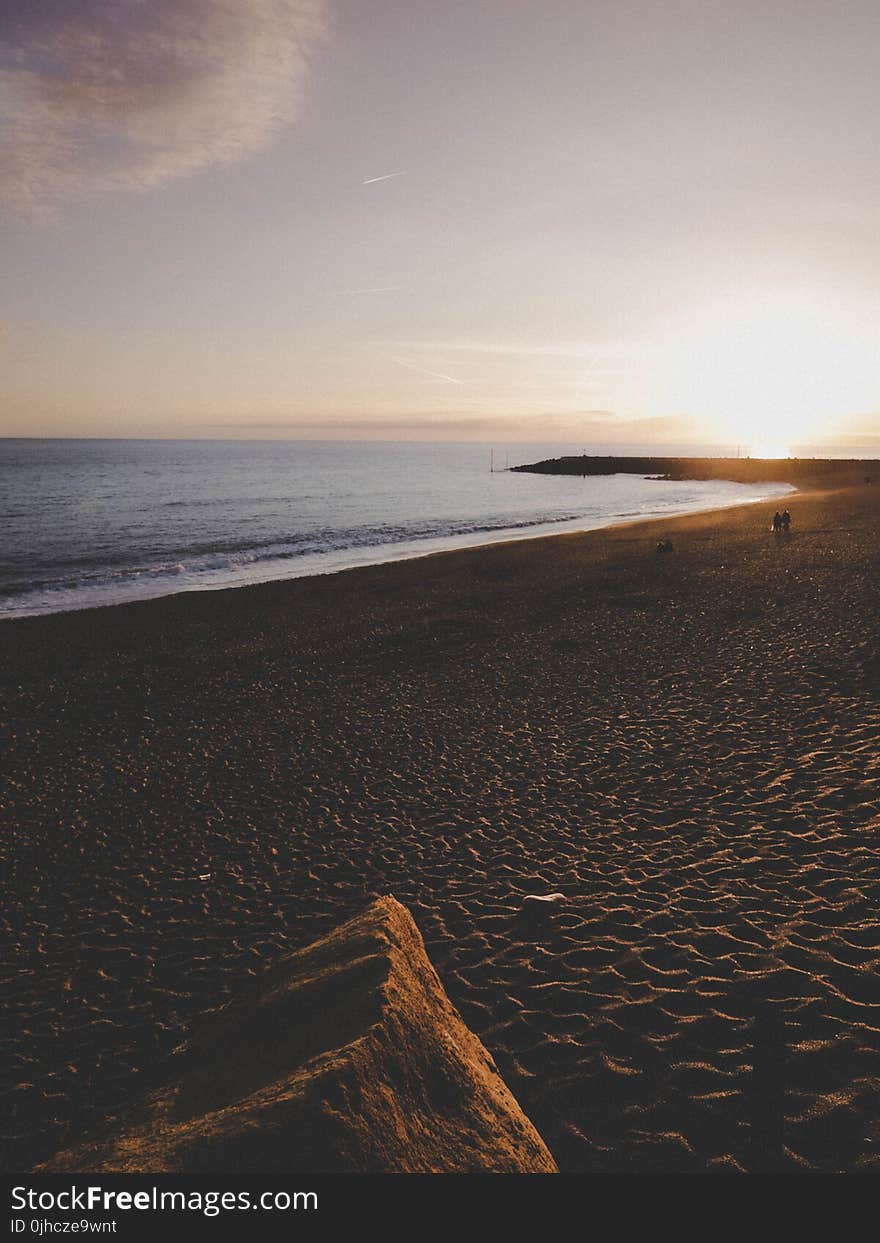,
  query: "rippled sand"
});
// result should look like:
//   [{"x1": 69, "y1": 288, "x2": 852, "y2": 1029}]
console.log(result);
[{"x1": 3, "y1": 484, "x2": 879, "y2": 1172}]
